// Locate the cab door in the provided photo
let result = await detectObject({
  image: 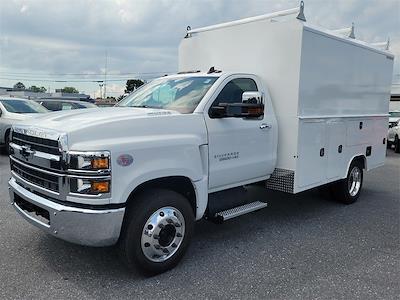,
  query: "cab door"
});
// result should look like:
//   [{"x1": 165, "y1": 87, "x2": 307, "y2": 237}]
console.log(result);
[{"x1": 205, "y1": 75, "x2": 276, "y2": 191}]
